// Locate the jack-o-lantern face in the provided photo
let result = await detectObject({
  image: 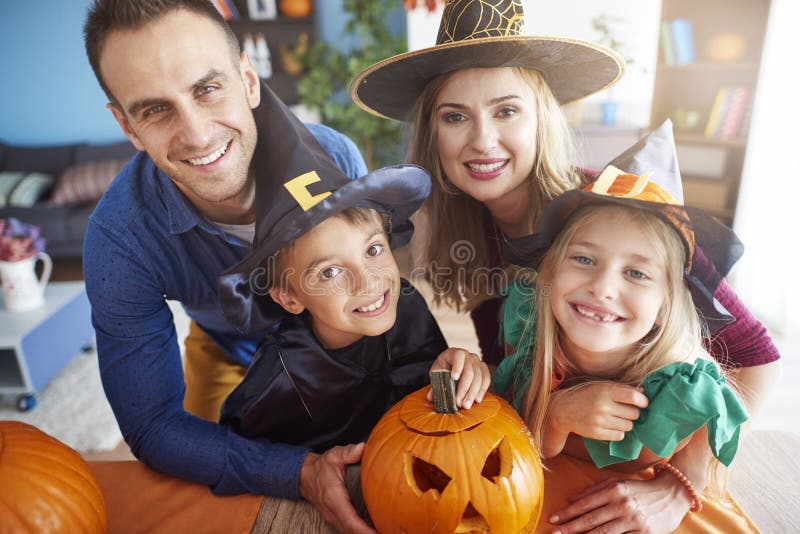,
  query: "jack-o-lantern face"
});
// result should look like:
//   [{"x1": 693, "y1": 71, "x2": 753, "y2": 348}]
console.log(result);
[{"x1": 361, "y1": 387, "x2": 544, "y2": 533}]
